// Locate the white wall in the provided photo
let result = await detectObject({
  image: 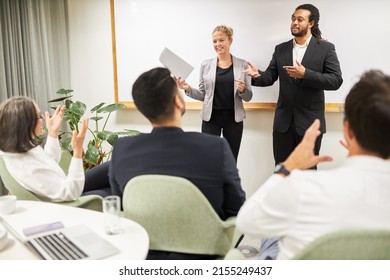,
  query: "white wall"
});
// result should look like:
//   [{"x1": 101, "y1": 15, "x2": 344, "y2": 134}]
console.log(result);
[
  {"x1": 68, "y1": 0, "x2": 347, "y2": 197},
  {"x1": 112, "y1": 0, "x2": 390, "y2": 104}
]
